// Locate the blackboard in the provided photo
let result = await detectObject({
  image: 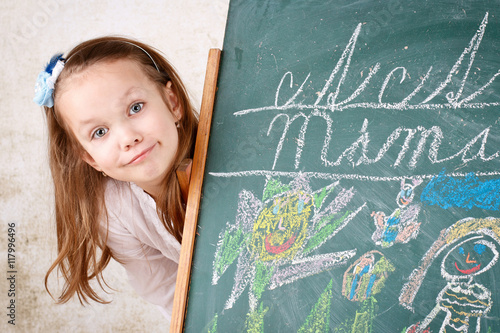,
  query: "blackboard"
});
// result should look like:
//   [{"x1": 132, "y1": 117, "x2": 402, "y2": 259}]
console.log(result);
[{"x1": 184, "y1": 1, "x2": 500, "y2": 332}]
